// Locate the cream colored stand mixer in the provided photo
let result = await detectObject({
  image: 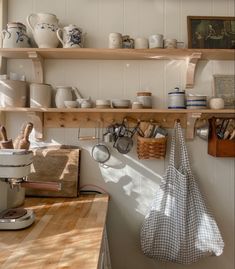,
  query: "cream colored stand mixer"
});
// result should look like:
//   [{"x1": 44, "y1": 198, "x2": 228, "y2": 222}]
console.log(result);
[{"x1": 0, "y1": 149, "x2": 61, "y2": 230}]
